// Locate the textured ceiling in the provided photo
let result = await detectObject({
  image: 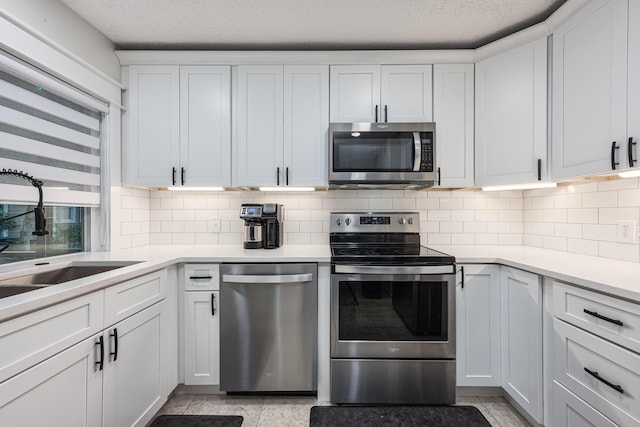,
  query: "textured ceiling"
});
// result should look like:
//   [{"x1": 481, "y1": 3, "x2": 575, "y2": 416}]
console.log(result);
[{"x1": 59, "y1": 0, "x2": 567, "y2": 50}]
